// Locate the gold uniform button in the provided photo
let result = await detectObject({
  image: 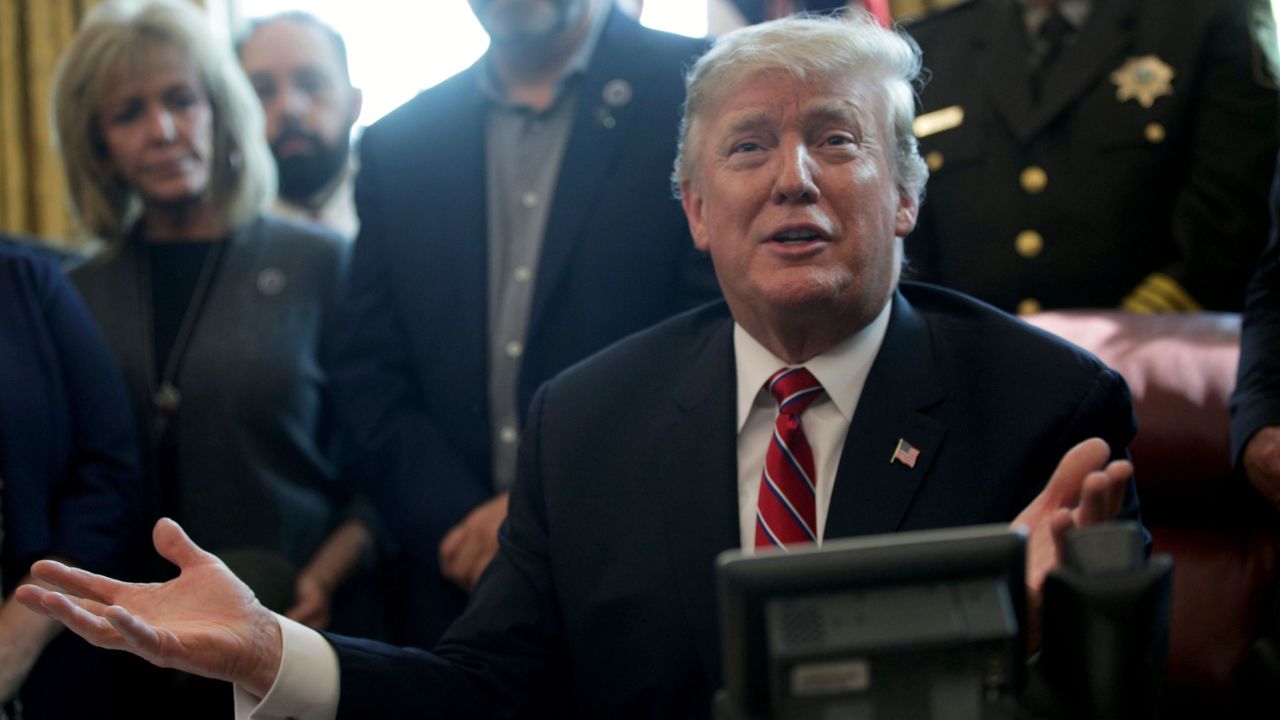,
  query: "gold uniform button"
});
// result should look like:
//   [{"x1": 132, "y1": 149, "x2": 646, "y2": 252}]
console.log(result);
[
  {"x1": 1144, "y1": 122, "x2": 1166, "y2": 143},
  {"x1": 1019, "y1": 166, "x2": 1048, "y2": 194},
  {"x1": 925, "y1": 151, "x2": 944, "y2": 172},
  {"x1": 1015, "y1": 230, "x2": 1044, "y2": 258},
  {"x1": 1017, "y1": 298, "x2": 1043, "y2": 316}
]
